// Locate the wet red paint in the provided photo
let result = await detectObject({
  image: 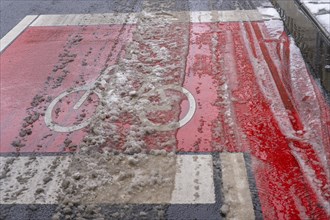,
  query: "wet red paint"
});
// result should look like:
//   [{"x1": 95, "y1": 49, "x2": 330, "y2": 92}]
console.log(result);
[
  {"x1": 0, "y1": 25, "x2": 135, "y2": 153},
  {"x1": 1, "y1": 20, "x2": 329, "y2": 219},
  {"x1": 217, "y1": 22, "x2": 330, "y2": 219},
  {"x1": 177, "y1": 21, "x2": 330, "y2": 218}
]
